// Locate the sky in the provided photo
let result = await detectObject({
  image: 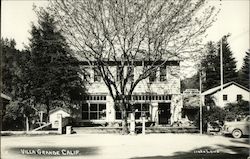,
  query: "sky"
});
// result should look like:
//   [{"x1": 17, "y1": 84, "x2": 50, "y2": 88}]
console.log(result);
[{"x1": 1, "y1": 0, "x2": 249, "y2": 74}]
